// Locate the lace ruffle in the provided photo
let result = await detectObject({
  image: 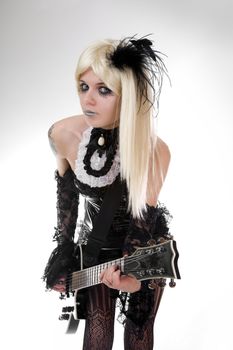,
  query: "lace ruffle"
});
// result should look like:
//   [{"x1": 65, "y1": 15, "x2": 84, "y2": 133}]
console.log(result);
[
  {"x1": 75, "y1": 127, "x2": 120, "y2": 188},
  {"x1": 42, "y1": 241, "x2": 77, "y2": 289},
  {"x1": 123, "y1": 202, "x2": 173, "y2": 255}
]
